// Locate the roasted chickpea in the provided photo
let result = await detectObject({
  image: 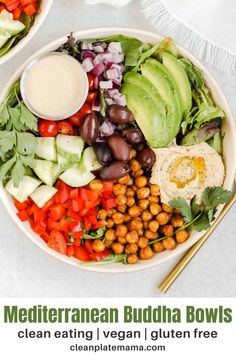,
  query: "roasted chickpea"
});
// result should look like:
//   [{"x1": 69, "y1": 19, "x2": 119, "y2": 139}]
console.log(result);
[
  {"x1": 171, "y1": 215, "x2": 184, "y2": 228},
  {"x1": 143, "y1": 221, "x2": 149, "y2": 229},
  {"x1": 130, "y1": 219, "x2": 143, "y2": 231},
  {"x1": 142, "y1": 210, "x2": 153, "y2": 222},
  {"x1": 162, "y1": 203, "x2": 173, "y2": 213},
  {"x1": 111, "y1": 242, "x2": 125, "y2": 255},
  {"x1": 126, "y1": 188, "x2": 135, "y2": 197},
  {"x1": 162, "y1": 225, "x2": 174, "y2": 236},
  {"x1": 130, "y1": 159, "x2": 142, "y2": 172},
  {"x1": 137, "y1": 237, "x2": 148, "y2": 248},
  {"x1": 131, "y1": 184, "x2": 138, "y2": 192},
  {"x1": 115, "y1": 194, "x2": 127, "y2": 206},
  {"x1": 139, "y1": 199, "x2": 150, "y2": 210},
  {"x1": 125, "y1": 243, "x2": 138, "y2": 254},
  {"x1": 133, "y1": 169, "x2": 144, "y2": 178},
  {"x1": 127, "y1": 197, "x2": 135, "y2": 207},
  {"x1": 106, "y1": 218, "x2": 114, "y2": 228},
  {"x1": 104, "y1": 240, "x2": 113, "y2": 248},
  {"x1": 148, "y1": 195, "x2": 159, "y2": 203},
  {"x1": 149, "y1": 220, "x2": 159, "y2": 233},
  {"x1": 117, "y1": 205, "x2": 127, "y2": 213},
  {"x1": 107, "y1": 208, "x2": 116, "y2": 217},
  {"x1": 162, "y1": 237, "x2": 176, "y2": 250},
  {"x1": 117, "y1": 237, "x2": 127, "y2": 245},
  {"x1": 127, "y1": 254, "x2": 138, "y2": 264},
  {"x1": 140, "y1": 246, "x2": 154, "y2": 260},
  {"x1": 89, "y1": 179, "x2": 103, "y2": 192},
  {"x1": 150, "y1": 184, "x2": 160, "y2": 196},
  {"x1": 126, "y1": 231, "x2": 139, "y2": 244},
  {"x1": 137, "y1": 187, "x2": 150, "y2": 200},
  {"x1": 128, "y1": 205, "x2": 142, "y2": 218},
  {"x1": 92, "y1": 239, "x2": 106, "y2": 252},
  {"x1": 97, "y1": 209, "x2": 107, "y2": 220},
  {"x1": 157, "y1": 212, "x2": 169, "y2": 225},
  {"x1": 137, "y1": 229, "x2": 144, "y2": 236},
  {"x1": 149, "y1": 202, "x2": 161, "y2": 216},
  {"x1": 124, "y1": 214, "x2": 131, "y2": 223},
  {"x1": 152, "y1": 242, "x2": 164, "y2": 253},
  {"x1": 113, "y1": 184, "x2": 127, "y2": 196},
  {"x1": 176, "y1": 230, "x2": 189, "y2": 243},
  {"x1": 135, "y1": 176, "x2": 148, "y2": 188},
  {"x1": 112, "y1": 212, "x2": 124, "y2": 224},
  {"x1": 129, "y1": 149, "x2": 137, "y2": 160},
  {"x1": 116, "y1": 224, "x2": 128, "y2": 238},
  {"x1": 105, "y1": 229, "x2": 116, "y2": 241},
  {"x1": 145, "y1": 230, "x2": 157, "y2": 240},
  {"x1": 118, "y1": 174, "x2": 130, "y2": 185}
]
